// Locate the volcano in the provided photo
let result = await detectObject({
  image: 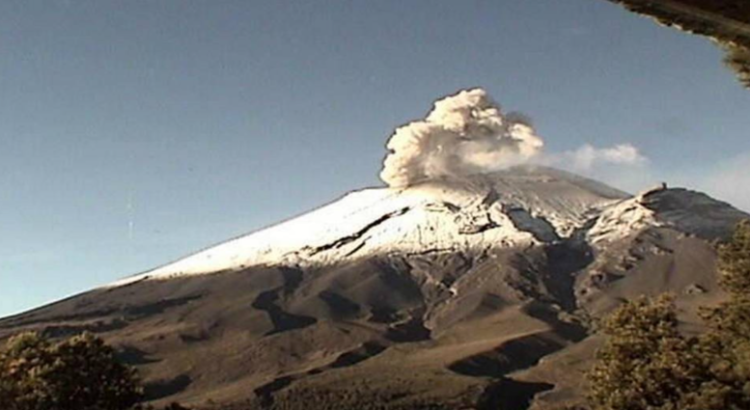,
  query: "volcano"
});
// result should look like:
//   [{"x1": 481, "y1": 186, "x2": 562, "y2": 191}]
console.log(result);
[{"x1": 1, "y1": 166, "x2": 747, "y2": 410}]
